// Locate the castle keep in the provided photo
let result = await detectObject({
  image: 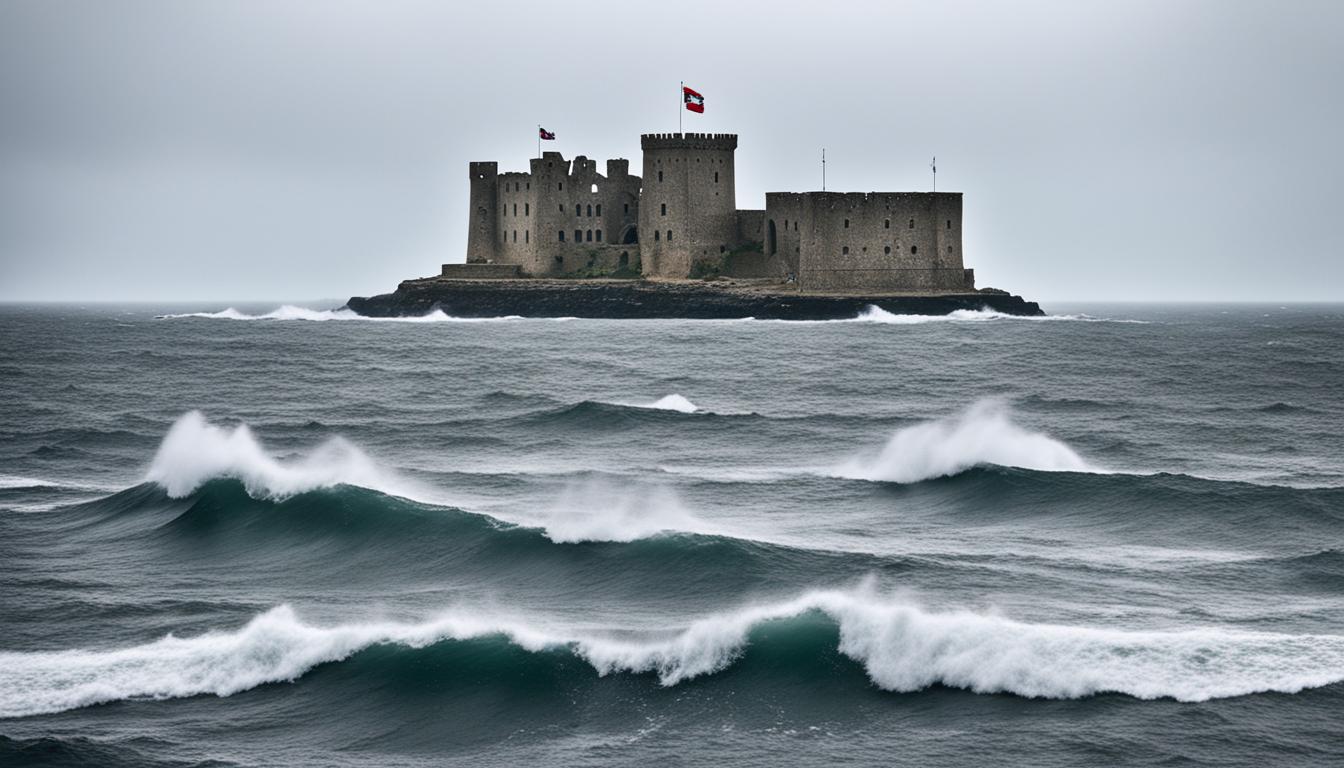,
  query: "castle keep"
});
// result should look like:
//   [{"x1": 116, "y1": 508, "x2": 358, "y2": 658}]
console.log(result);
[{"x1": 457, "y1": 132, "x2": 975, "y2": 293}]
